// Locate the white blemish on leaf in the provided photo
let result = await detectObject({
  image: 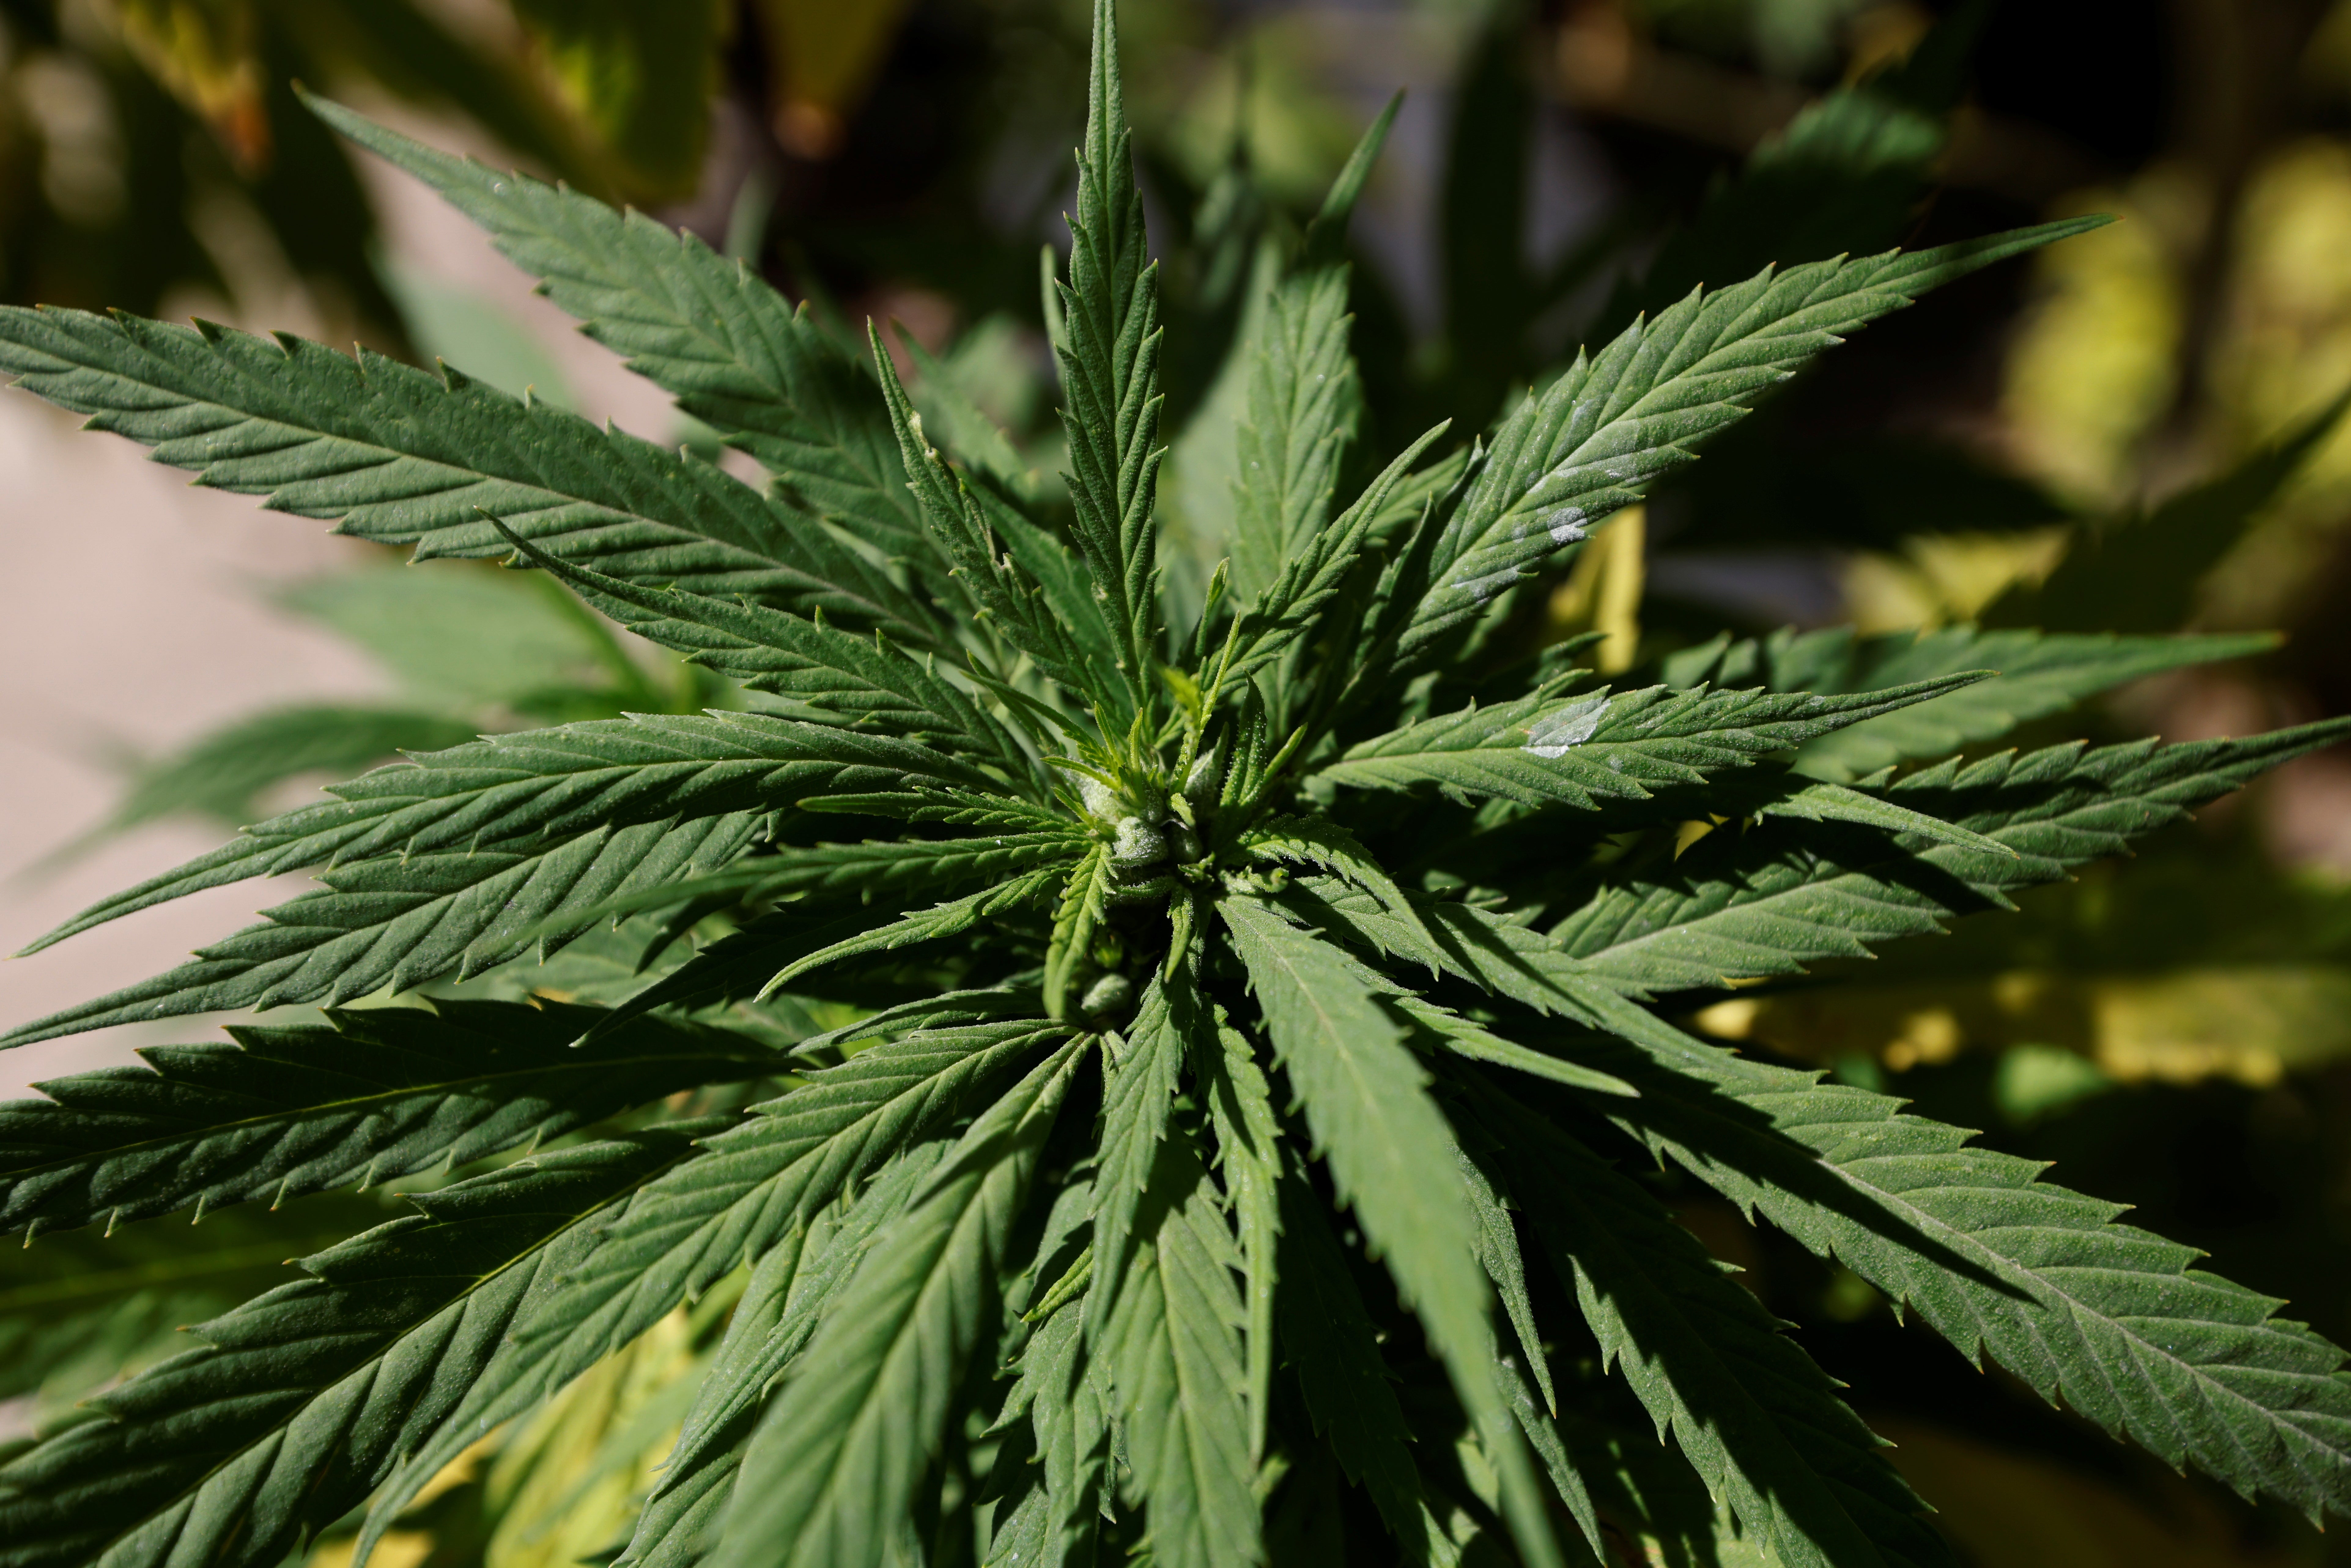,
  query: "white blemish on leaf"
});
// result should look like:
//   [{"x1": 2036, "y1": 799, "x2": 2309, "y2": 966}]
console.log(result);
[
  {"x1": 1545, "y1": 507, "x2": 1588, "y2": 545},
  {"x1": 1523, "y1": 693, "x2": 1611, "y2": 758}
]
